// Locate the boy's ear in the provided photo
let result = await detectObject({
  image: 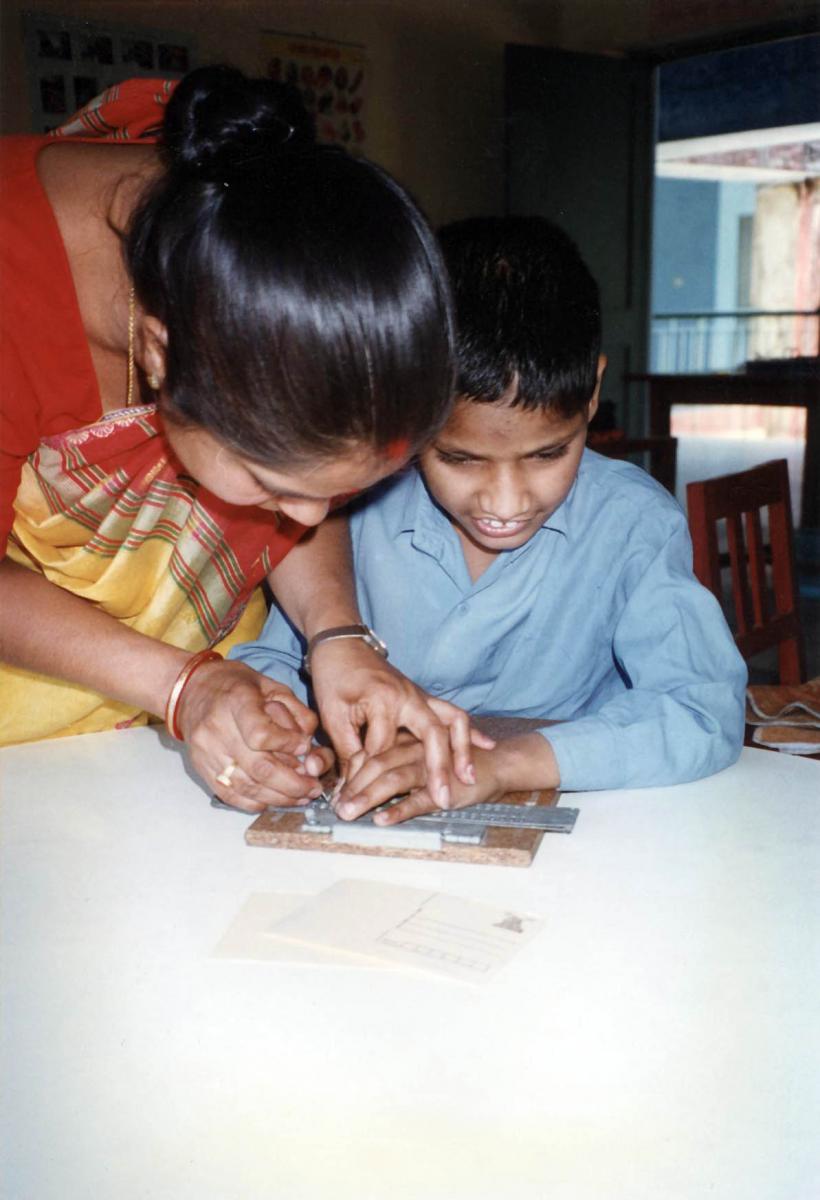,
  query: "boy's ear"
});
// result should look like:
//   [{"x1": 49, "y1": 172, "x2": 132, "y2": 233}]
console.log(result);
[
  {"x1": 586, "y1": 354, "x2": 607, "y2": 424},
  {"x1": 137, "y1": 315, "x2": 168, "y2": 388}
]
